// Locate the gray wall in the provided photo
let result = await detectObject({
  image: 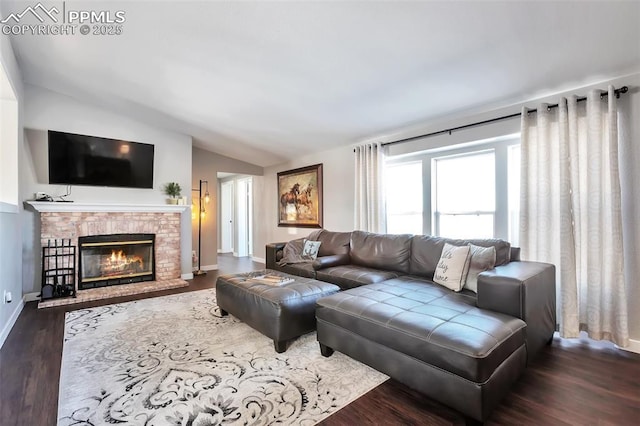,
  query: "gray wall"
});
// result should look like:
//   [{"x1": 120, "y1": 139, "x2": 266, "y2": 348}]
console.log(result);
[
  {"x1": 191, "y1": 148, "x2": 262, "y2": 269},
  {"x1": 0, "y1": 31, "x2": 24, "y2": 348}
]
